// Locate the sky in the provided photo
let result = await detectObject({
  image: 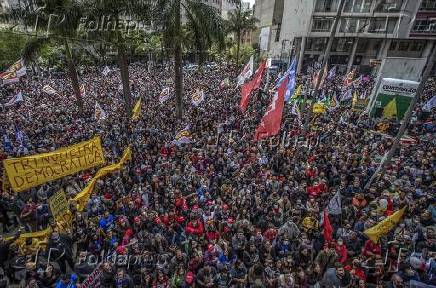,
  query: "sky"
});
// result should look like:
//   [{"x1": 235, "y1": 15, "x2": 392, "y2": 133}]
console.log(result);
[{"x1": 246, "y1": 0, "x2": 255, "y2": 8}]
